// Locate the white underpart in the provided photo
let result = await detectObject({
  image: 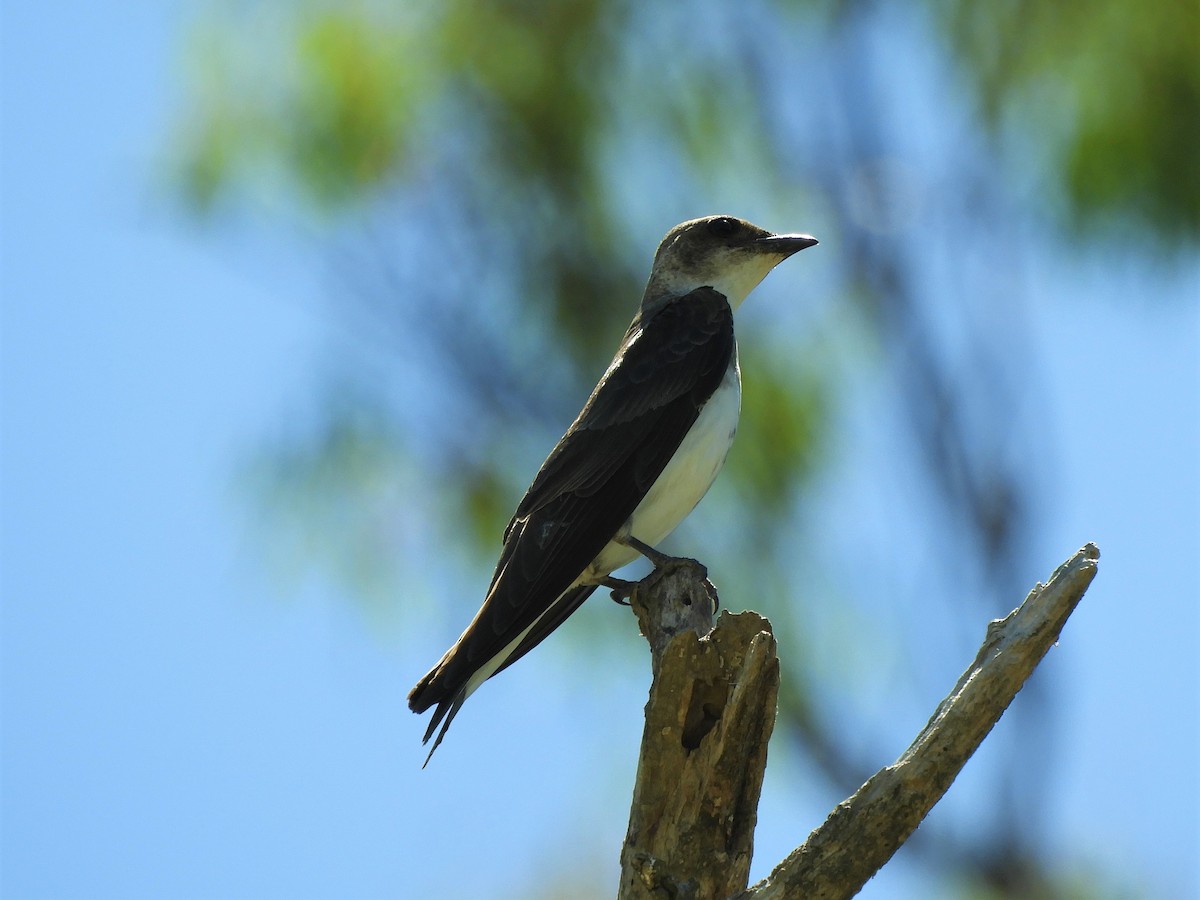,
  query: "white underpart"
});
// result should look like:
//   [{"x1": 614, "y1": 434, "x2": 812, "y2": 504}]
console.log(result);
[{"x1": 584, "y1": 349, "x2": 741, "y2": 580}]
